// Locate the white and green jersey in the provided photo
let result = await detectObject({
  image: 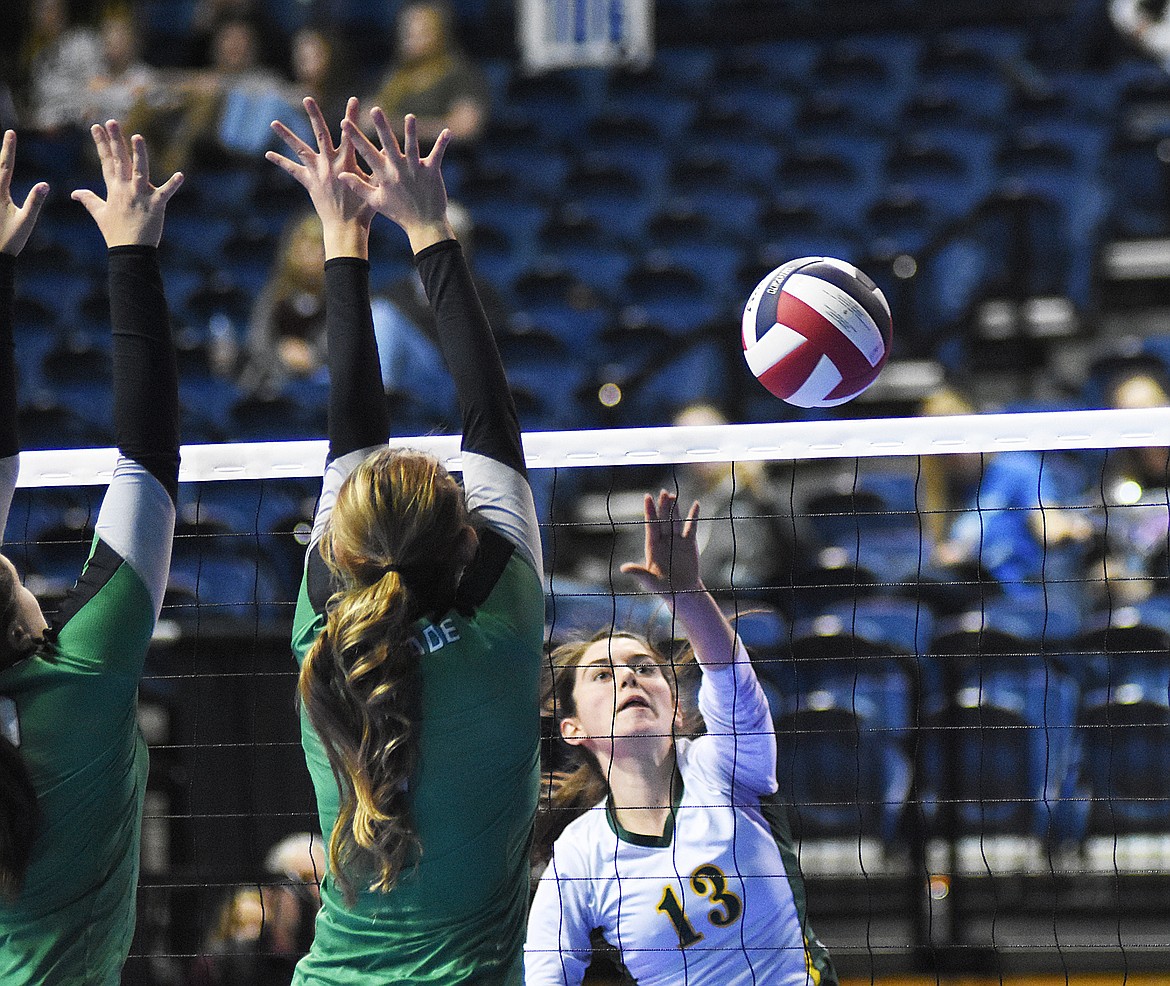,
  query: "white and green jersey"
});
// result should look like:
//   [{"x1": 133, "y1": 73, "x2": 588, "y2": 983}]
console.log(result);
[
  {"x1": 525, "y1": 643, "x2": 837, "y2": 986},
  {"x1": 0, "y1": 456, "x2": 176, "y2": 986}
]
